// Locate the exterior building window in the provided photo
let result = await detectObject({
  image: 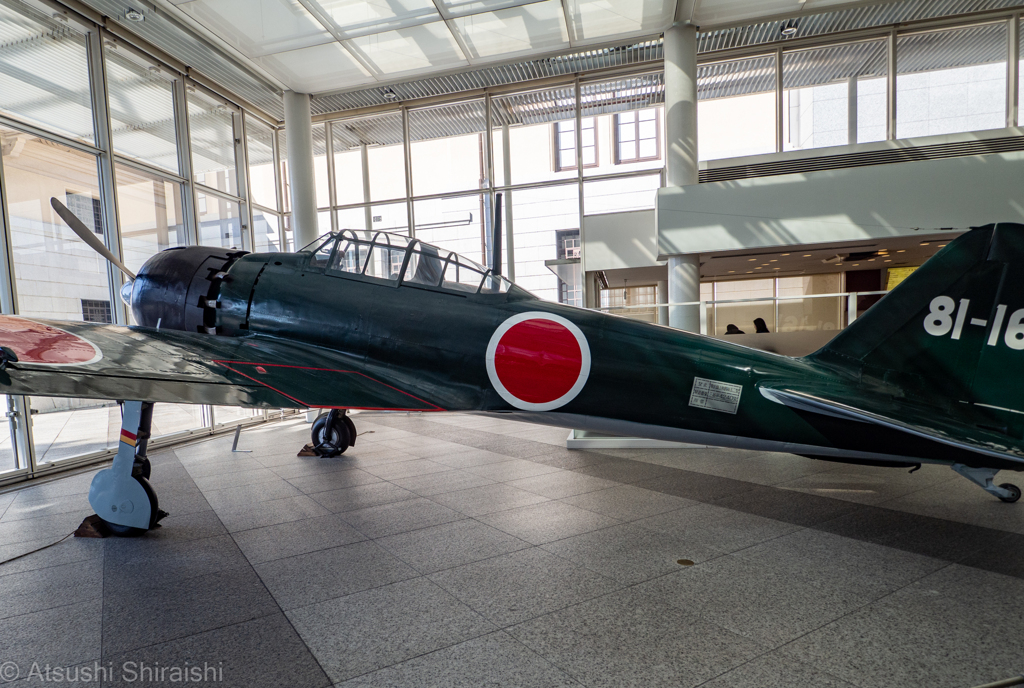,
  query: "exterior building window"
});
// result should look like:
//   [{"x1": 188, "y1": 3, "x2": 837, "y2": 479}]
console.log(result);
[
  {"x1": 555, "y1": 229, "x2": 581, "y2": 306},
  {"x1": 615, "y1": 109, "x2": 660, "y2": 163},
  {"x1": 81, "y1": 299, "x2": 112, "y2": 323},
  {"x1": 554, "y1": 119, "x2": 596, "y2": 171},
  {"x1": 559, "y1": 280, "x2": 581, "y2": 306},
  {"x1": 66, "y1": 192, "x2": 103, "y2": 234},
  {"x1": 556, "y1": 229, "x2": 580, "y2": 259}
]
